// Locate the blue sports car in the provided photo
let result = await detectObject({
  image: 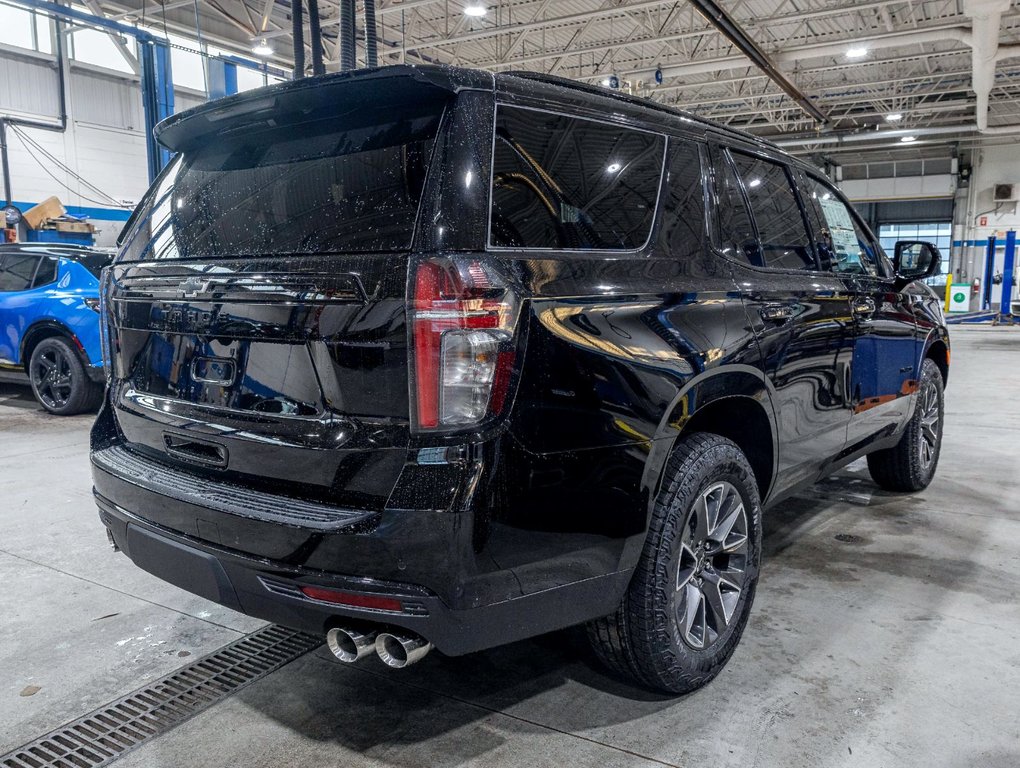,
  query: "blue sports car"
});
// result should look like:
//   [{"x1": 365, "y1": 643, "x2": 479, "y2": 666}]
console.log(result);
[{"x1": 0, "y1": 244, "x2": 111, "y2": 414}]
